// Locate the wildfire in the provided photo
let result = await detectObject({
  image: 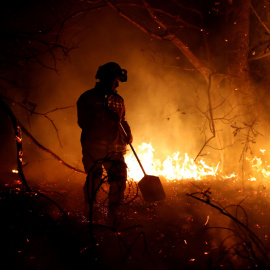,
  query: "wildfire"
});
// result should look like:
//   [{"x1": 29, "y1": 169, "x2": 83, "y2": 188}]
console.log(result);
[
  {"x1": 125, "y1": 143, "x2": 270, "y2": 183},
  {"x1": 125, "y1": 142, "x2": 220, "y2": 182},
  {"x1": 247, "y1": 153, "x2": 270, "y2": 181}
]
